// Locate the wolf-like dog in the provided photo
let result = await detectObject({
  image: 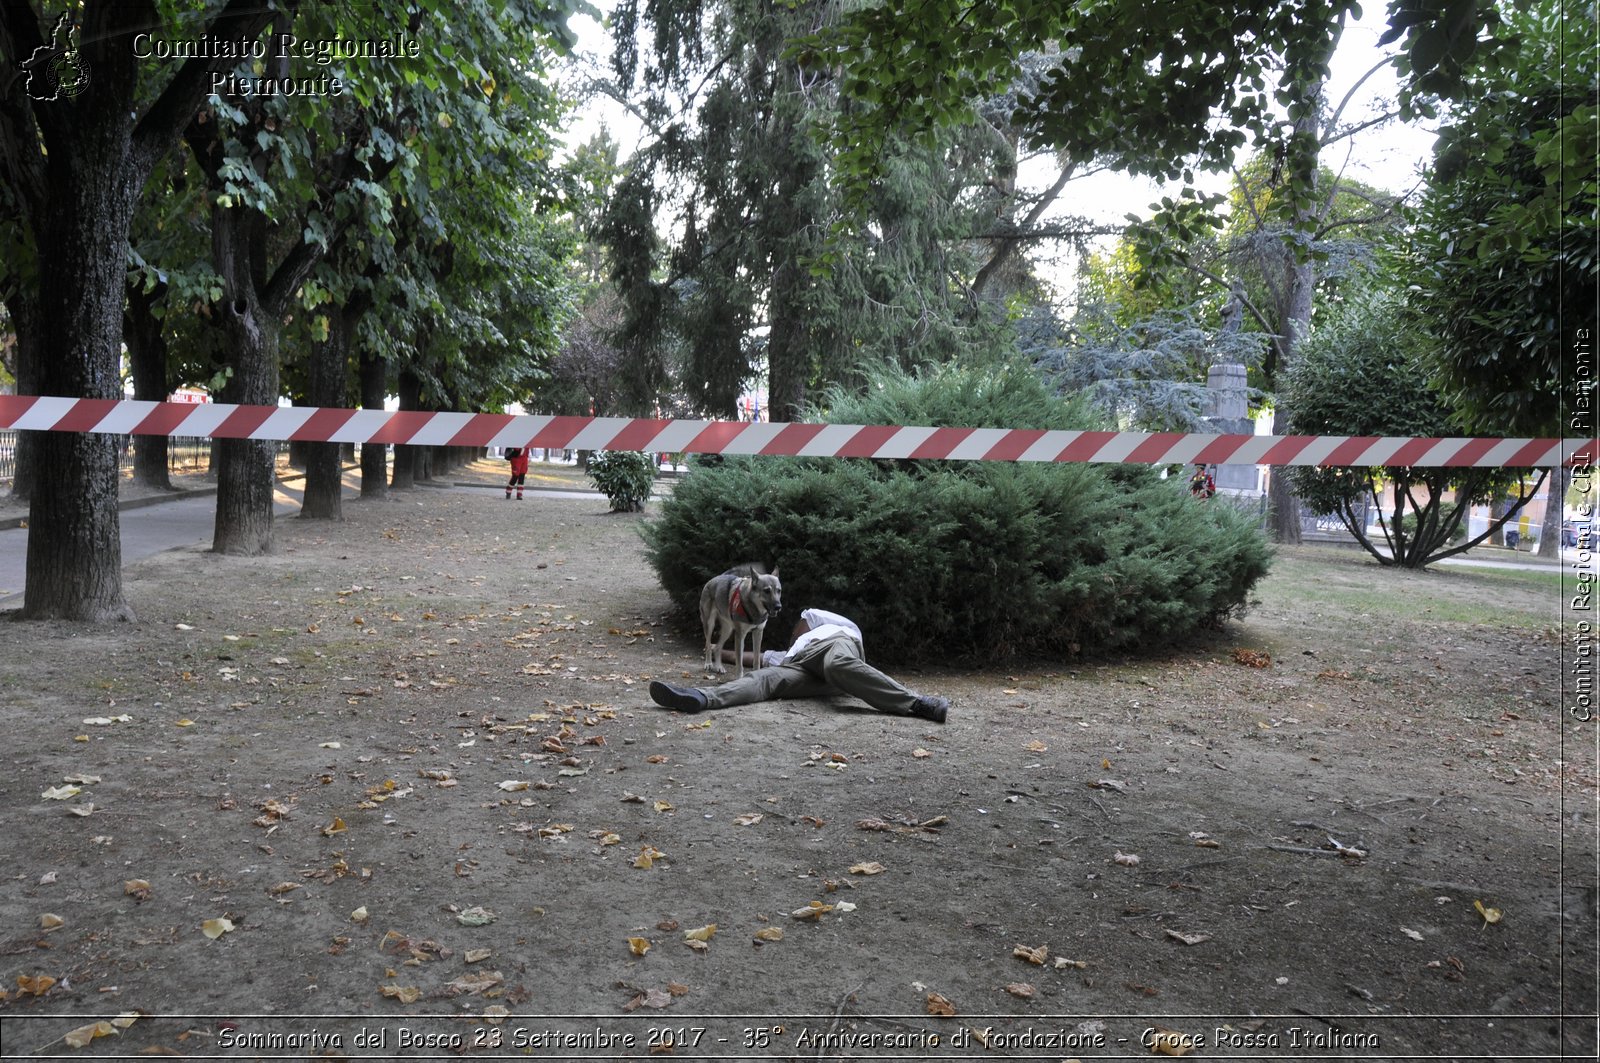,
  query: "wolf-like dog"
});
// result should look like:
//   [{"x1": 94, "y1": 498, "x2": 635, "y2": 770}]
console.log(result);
[{"x1": 700, "y1": 564, "x2": 782, "y2": 678}]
